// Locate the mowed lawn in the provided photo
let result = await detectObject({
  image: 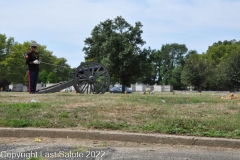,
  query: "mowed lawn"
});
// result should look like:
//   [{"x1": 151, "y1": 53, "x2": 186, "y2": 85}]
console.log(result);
[{"x1": 0, "y1": 91, "x2": 239, "y2": 139}]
